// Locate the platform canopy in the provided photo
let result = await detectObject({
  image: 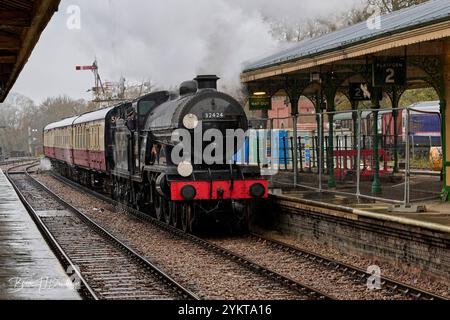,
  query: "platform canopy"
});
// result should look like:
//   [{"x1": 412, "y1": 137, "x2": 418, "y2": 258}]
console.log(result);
[
  {"x1": 0, "y1": 0, "x2": 61, "y2": 102},
  {"x1": 241, "y1": 0, "x2": 450, "y2": 85},
  {"x1": 240, "y1": 0, "x2": 450, "y2": 198}
]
